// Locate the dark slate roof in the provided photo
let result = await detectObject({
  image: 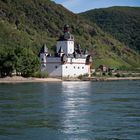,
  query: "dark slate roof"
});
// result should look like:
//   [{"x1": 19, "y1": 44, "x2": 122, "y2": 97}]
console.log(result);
[{"x1": 57, "y1": 33, "x2": 74, "y2": 41}]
